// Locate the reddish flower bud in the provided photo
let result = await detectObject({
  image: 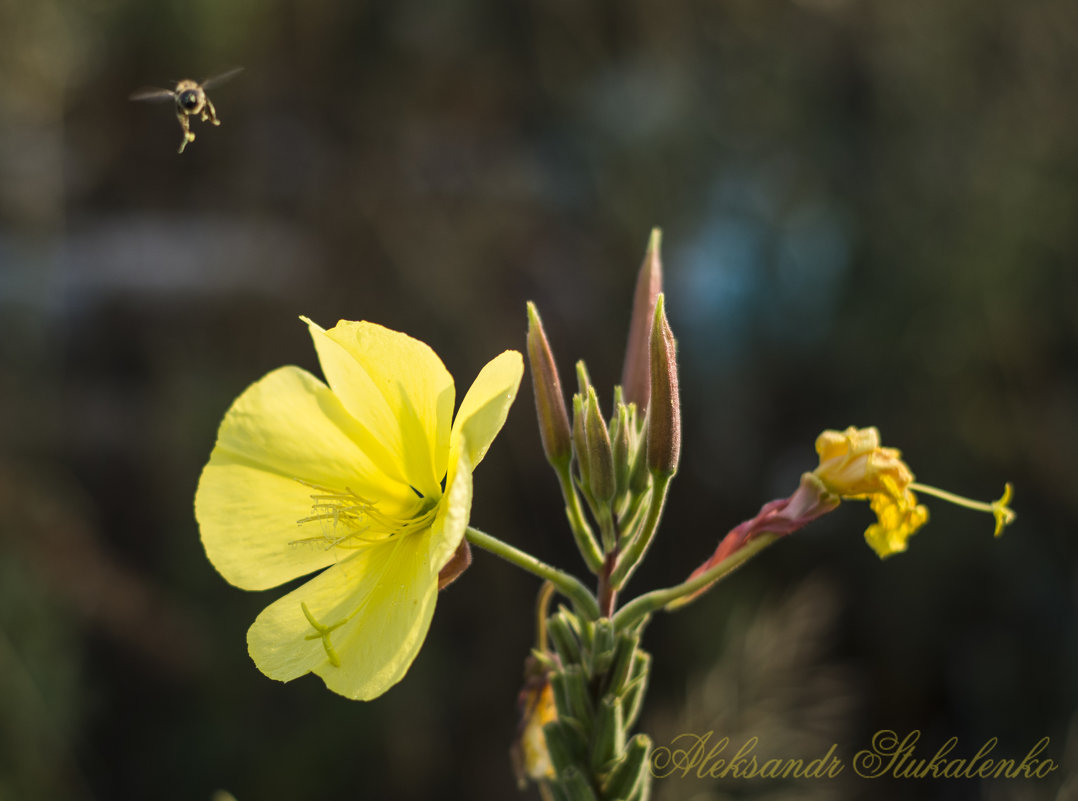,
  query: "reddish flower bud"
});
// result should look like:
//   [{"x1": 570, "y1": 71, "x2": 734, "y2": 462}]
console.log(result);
[
  {"x1": 526, "y1": 302, "x2": 572, "y2": 469},
  {"x1": 646, "y1": 294, "x2": 680, "y2": 478},
  {"x1": 621, "y1": 228, "x2": 664, "y2": 411}
]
